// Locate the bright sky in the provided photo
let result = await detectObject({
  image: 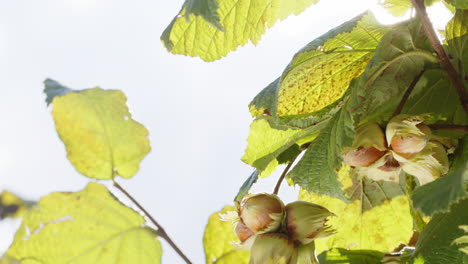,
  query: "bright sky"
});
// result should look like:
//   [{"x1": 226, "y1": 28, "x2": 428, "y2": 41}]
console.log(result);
[{"x1": 0, "y1": 0, "x2": 452, "y2": 263}]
